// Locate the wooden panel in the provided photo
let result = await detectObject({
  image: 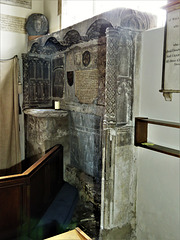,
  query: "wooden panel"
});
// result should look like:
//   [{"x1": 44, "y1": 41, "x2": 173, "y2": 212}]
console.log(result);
[
  {"x1": 135, "y1": 117, "x2": 148, "y2": 145},
  {"x1": 0, "y1": 184, "x2": 24, "y2": 239},
  {"x1": 29, "y1": 167, "x2": 46, "y2": 220},
  {"x1": 135, "y1": 117, "x2": 180, "y2": 158},
  {"x1": 140, "y1": 143, "x2": 180, "y2": 158},
  {"x1": 136, "y1": 118, "x2": 180, "y2": 128},
  {"x1": 28, "y1": 145, "x2": 64, "y2": 229},
  {"x1": 0, "y1": 145, "x2": 63, "y2": 239}
]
